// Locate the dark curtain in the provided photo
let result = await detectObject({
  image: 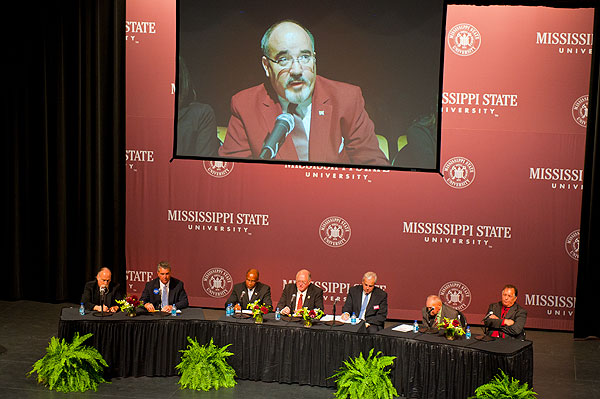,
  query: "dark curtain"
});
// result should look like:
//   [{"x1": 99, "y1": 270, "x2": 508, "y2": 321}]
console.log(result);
[
  {"x1": 5, "y1": 1, "x2": 125, "y2": 302},
  {"x1": 574, "y1": 6, "x2": 600, "y2": 339}
]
